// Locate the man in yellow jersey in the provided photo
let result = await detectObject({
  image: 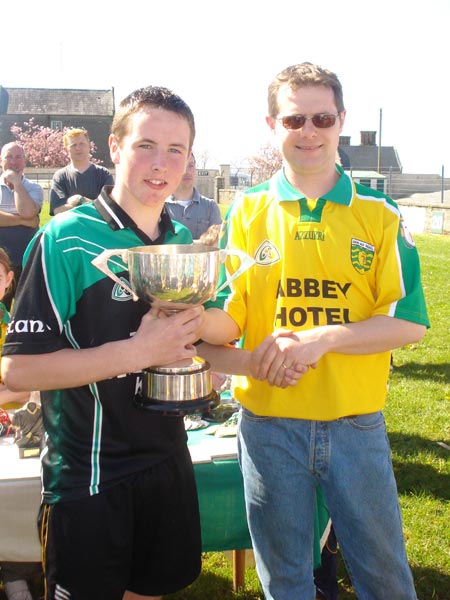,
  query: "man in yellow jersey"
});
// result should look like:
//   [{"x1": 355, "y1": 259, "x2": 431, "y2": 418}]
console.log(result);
[{"x1": 198, "y1": 62, "x2": 429, "y2": 600}]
